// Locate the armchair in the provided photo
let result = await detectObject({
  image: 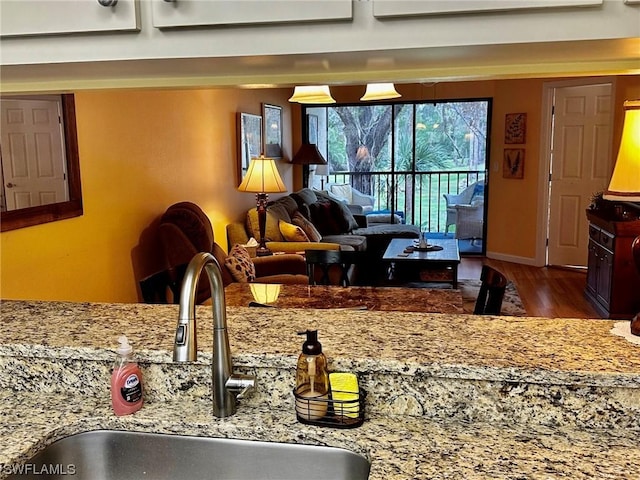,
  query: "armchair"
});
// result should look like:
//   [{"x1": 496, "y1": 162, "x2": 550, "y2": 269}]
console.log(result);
[
  {"x1": 326, "y1": 183, "x2": 375, "y2": 213},
  {"x1": 157, "y1": 202, "x2": 307, "y2": 304},
  {"x1": 443, "y1": 180, "x2": 485, "y2": 235}
]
